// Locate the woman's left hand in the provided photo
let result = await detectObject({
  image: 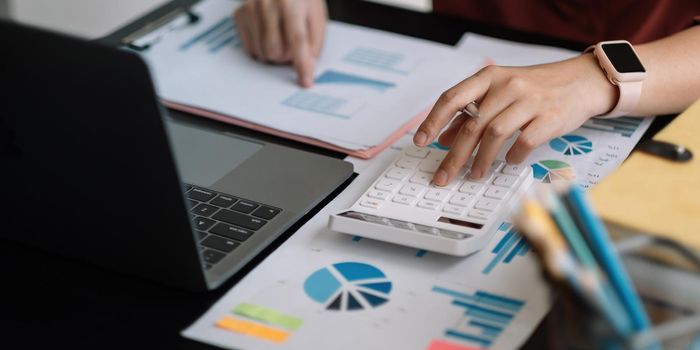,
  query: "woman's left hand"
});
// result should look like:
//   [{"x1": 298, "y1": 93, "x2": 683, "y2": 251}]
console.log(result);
[{"x1": 413, "y1": 54, "x2": 618, "y2": 186}]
